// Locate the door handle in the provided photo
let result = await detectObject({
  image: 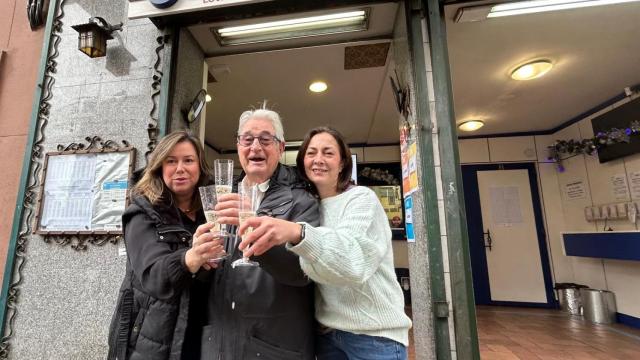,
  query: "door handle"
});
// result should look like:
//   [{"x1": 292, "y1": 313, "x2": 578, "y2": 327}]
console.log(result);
[{"x1": 483, "y1": 229, "x2": 492, "y2": 251}]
